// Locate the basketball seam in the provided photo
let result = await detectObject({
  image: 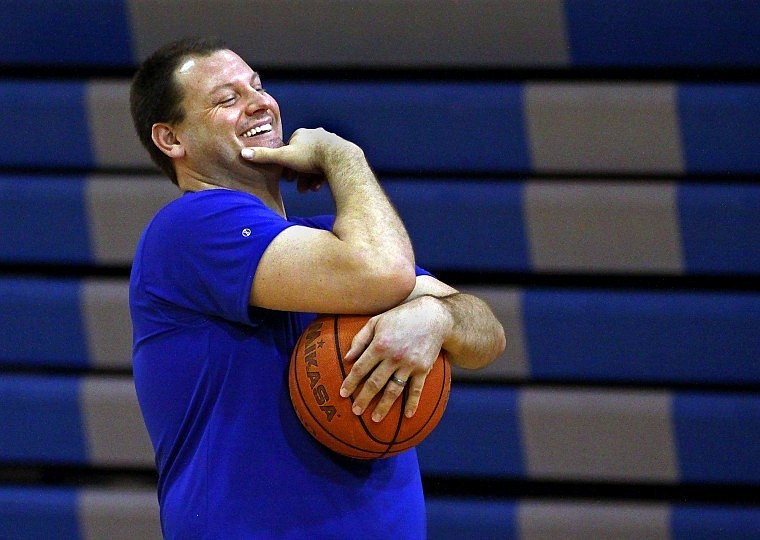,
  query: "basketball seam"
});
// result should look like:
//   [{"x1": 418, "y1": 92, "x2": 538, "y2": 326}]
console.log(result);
[
  {"x1": 290, "y1": 315, "x2": 450, "y2": 459},
  {"x1": 335, "y1": 317, "x2": 403, "y2": 450}
]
